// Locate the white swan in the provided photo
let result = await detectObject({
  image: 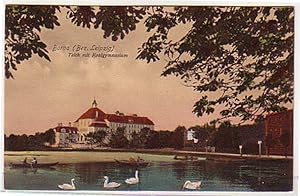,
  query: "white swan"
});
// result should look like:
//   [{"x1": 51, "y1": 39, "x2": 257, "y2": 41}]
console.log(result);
[
  {"x1": 125, "y1": 170, "x2": 139, "y2": 185},
  {"x1": 103, "y1": 176, "x2": 121, "y2": 189},
  {"x1": 58, "y1": 178, "x2": 76, "y2": 190},
  {"x1": 183, "y1": 180, "x2": 201, "y2": 190}
]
